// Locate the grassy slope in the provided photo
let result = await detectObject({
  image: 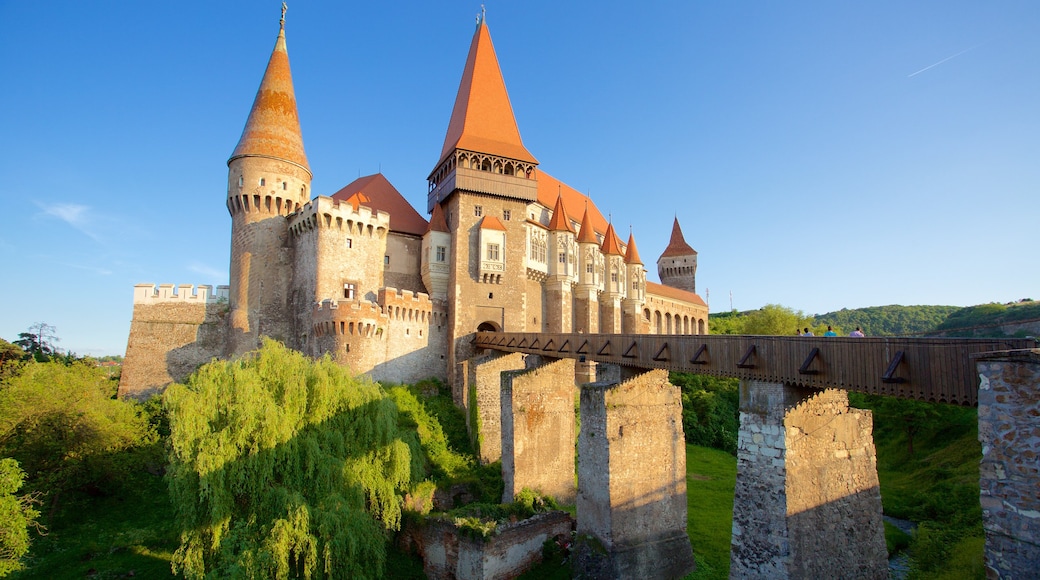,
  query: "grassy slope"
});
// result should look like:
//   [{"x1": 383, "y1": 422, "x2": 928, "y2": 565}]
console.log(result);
[{"x1": 683, "y1": 445, "x2": 736, "y2": 580}]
